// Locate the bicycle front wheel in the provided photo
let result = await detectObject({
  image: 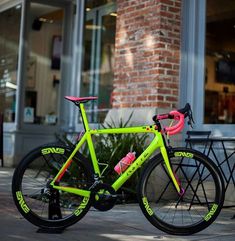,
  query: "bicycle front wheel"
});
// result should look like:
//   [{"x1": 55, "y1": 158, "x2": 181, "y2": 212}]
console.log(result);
[
  {"x1": 12, "y1": 144, "x2": 93, "y2": 230},
  {"x1": 138, "y1": 147, "x2": 224, "y2": 235}
]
